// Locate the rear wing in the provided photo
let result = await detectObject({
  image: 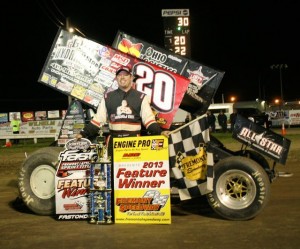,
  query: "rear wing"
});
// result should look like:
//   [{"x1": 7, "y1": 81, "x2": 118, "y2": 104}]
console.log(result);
[
  {"x1": 38, "y1": 28, "x2": 191, "y2": 130},
  {"x1": 112, "y1": 30, "x2": 225, "y2": 116}
]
